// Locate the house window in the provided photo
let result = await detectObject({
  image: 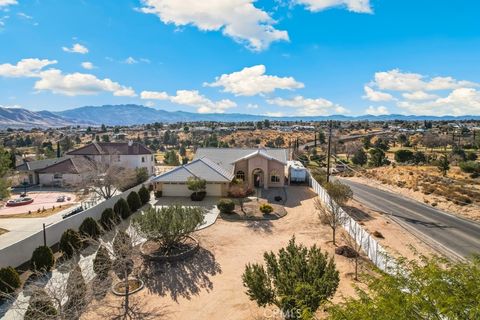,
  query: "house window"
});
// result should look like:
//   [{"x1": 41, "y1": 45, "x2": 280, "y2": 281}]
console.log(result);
[
  {"x1": 236, "y1": 170, "x2": 245, "y2": 181},
  {"x1": 270, "y1": 170, "x2": 280, "y2": 183},
  {"x1": 142, "y1": 157, "x2": 145, "y2": 163},
  {"x1": 54, "y1": 173, "x2": 63, "y2": 179}
]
